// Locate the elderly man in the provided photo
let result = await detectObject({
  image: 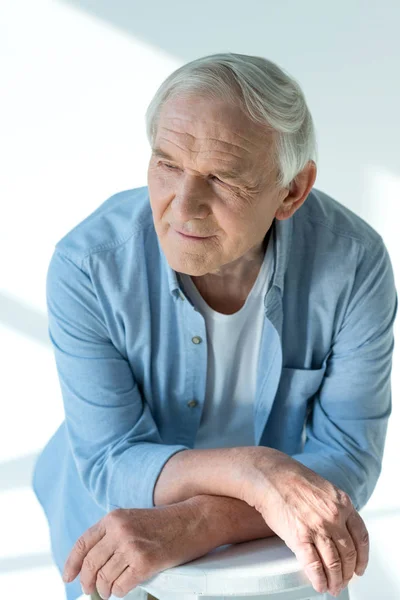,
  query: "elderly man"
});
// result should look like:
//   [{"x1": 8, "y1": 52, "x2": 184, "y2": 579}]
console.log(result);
[{"x1": 32, "y1": 52, "x2": 397, "y2": 600}]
